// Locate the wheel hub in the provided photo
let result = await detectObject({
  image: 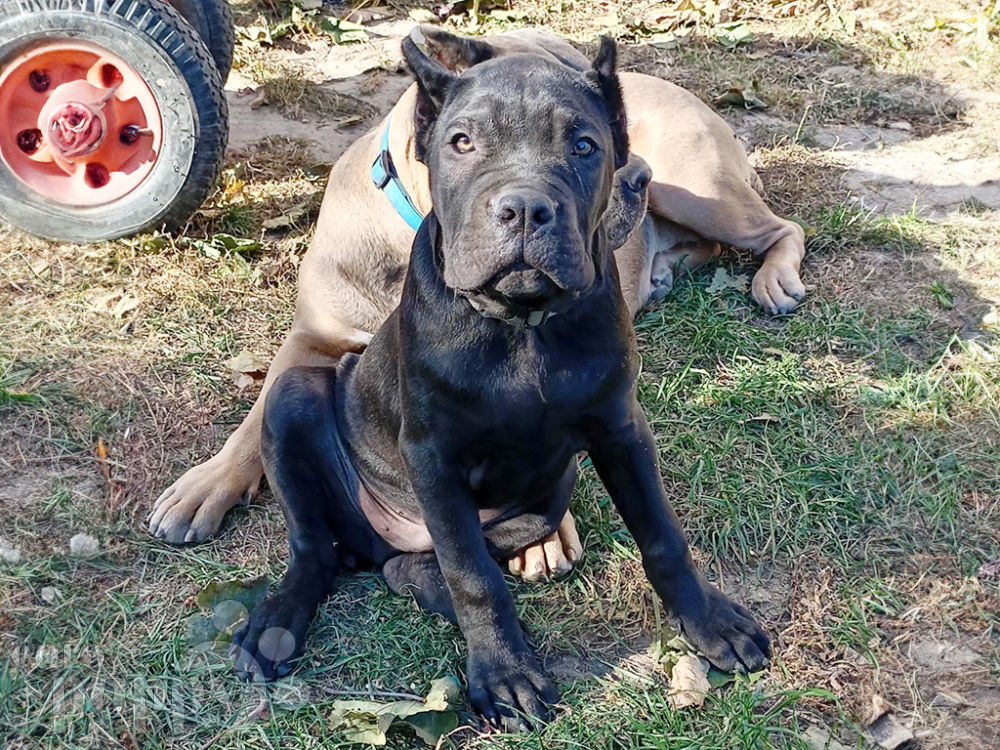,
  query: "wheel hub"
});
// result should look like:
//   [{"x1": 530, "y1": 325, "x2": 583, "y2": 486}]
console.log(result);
[
  {"x1": 0, "y1": 41, "x2": 163, "y2": 206},
  {"x1": 40, "y1": 82, "x2": 110, "y2": 167}
]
